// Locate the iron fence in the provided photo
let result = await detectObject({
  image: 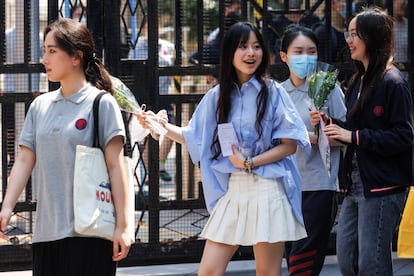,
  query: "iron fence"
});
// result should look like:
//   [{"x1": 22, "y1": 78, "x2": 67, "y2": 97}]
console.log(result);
[{"x1": 0, "y1": 0, "x2": 412, "y2": 271}]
